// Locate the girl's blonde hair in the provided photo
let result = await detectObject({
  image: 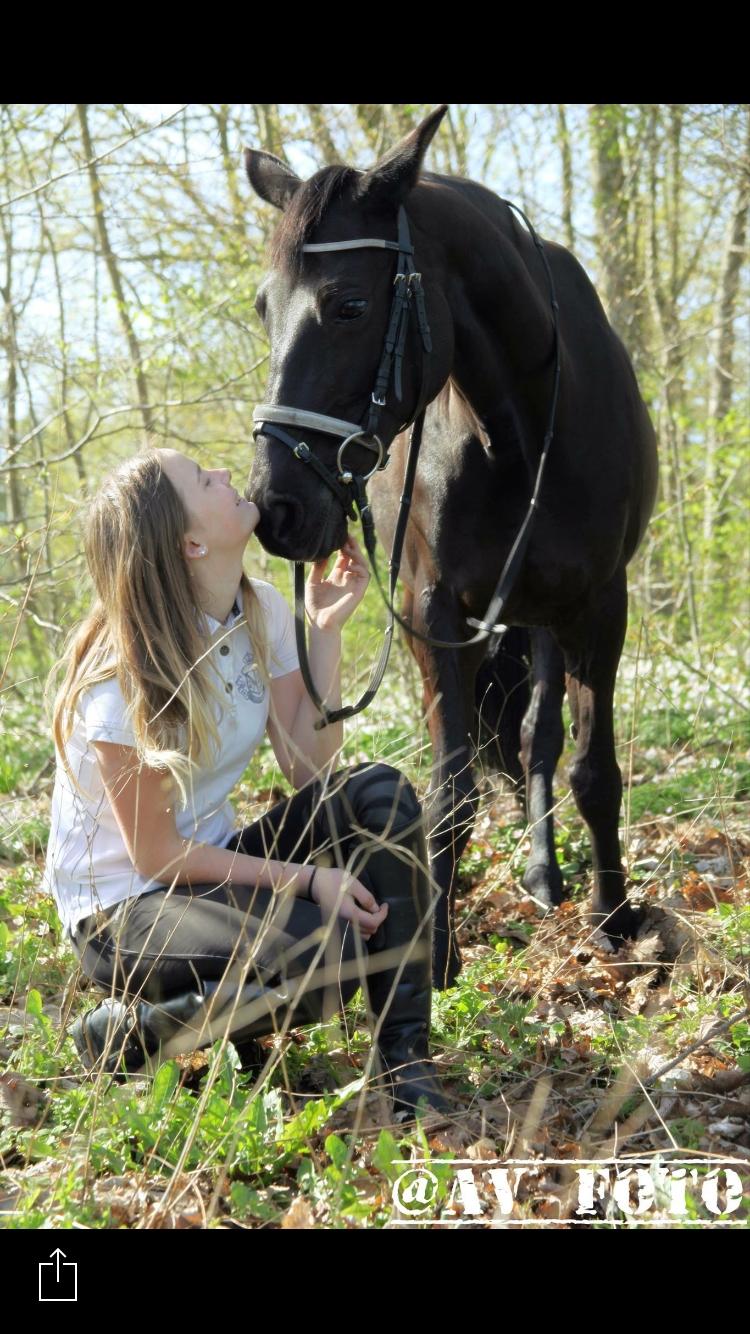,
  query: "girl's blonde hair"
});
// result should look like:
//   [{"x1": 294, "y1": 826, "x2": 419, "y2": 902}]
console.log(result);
[{"x1": 47, "y1": 449, "x2": 268, "y2": 802}]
